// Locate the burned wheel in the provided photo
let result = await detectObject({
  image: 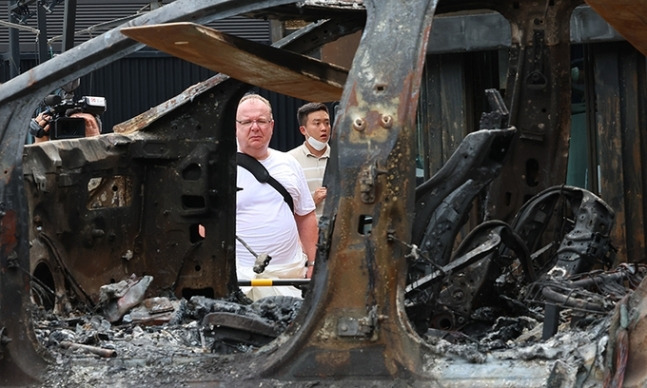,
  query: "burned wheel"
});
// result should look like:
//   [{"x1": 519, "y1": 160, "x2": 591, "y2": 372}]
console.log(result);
[{"x1": 202, "y1": 296, "x2": 301, "y2": 354}]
